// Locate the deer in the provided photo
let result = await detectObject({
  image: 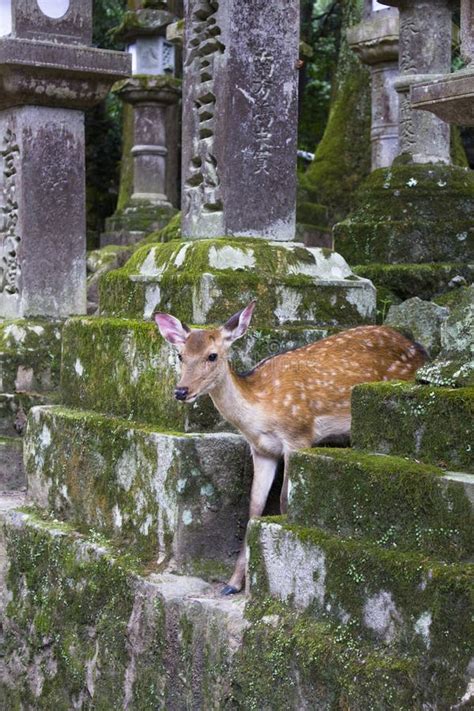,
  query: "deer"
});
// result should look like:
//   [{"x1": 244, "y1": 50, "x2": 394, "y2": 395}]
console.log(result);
[{"x1": 155, "y1": 301, "x2": 428, "y2": 595}]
